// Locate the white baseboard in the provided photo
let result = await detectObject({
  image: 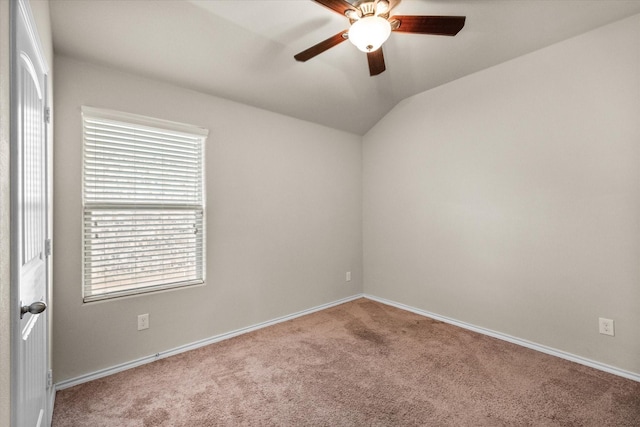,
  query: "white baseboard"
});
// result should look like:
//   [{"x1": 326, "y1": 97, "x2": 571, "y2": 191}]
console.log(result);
[
  {"x1": 55, "y1": 293, "x2": 364, "y2": 391},
  {"x1": 55, "y1": 291, "x2": 639, "y2": 392},
  {"x1": 364, "y1": 294, "x2": 640, "y2": 383}
]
